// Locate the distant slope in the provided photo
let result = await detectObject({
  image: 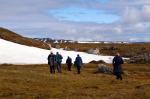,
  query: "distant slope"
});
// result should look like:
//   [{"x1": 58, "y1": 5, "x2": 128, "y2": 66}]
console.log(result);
[{"x1": 0, "y1": 27, "x2": 49, "y2": 49}]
